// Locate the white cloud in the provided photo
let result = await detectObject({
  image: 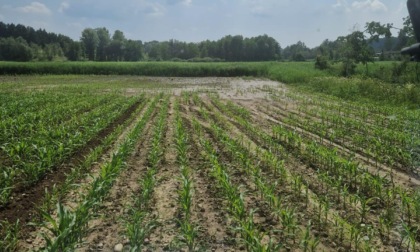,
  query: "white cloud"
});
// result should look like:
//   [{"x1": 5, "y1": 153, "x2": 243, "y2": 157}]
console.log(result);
[
  {"x1": 140, "y1": 2, "x2": 165, "y2": 17},
  {"x1": 244, "y1": 0, "x2": 271, "y2": 17},
  {"x1": 352, "y1": 0, "x2": 388, "y2": 13},
  {"x1": 332, "y1": 0, "x2": 351, "y2": 13},
  {"x1": 17, "y1": 2, "x2": 51, "y2": 15},
  {"x1": 165, "y1": 0, "x2": 192, "y2": 6},
  {"x1": 182, "y1": 0, "x2": 192, "y2": 6},
  {"x1": 333, "y1": 0, "x2": 346, "y2": 8},
  {"x1": 251, "y1": 6, "x2": 268, "y2": 17},
  {"x1": 396, "y1": 2, "x2": 406, "y2": 14},
  {"x1": 58, "y1": 2, "x2": 69, "y2": 13}
]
